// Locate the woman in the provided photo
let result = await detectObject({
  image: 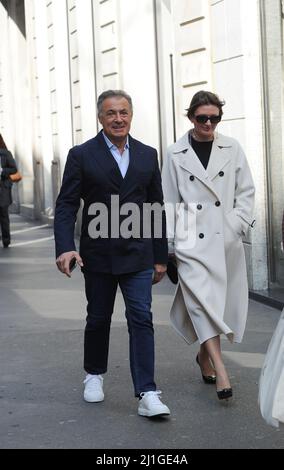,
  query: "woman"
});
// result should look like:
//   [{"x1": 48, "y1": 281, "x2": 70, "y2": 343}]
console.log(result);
[
  {"x1": 162, "y1": 91, "x2": 255, "y2": 400},
  {"x1": 0, "y1": 134, "x2": 18, "y2": 248}
]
